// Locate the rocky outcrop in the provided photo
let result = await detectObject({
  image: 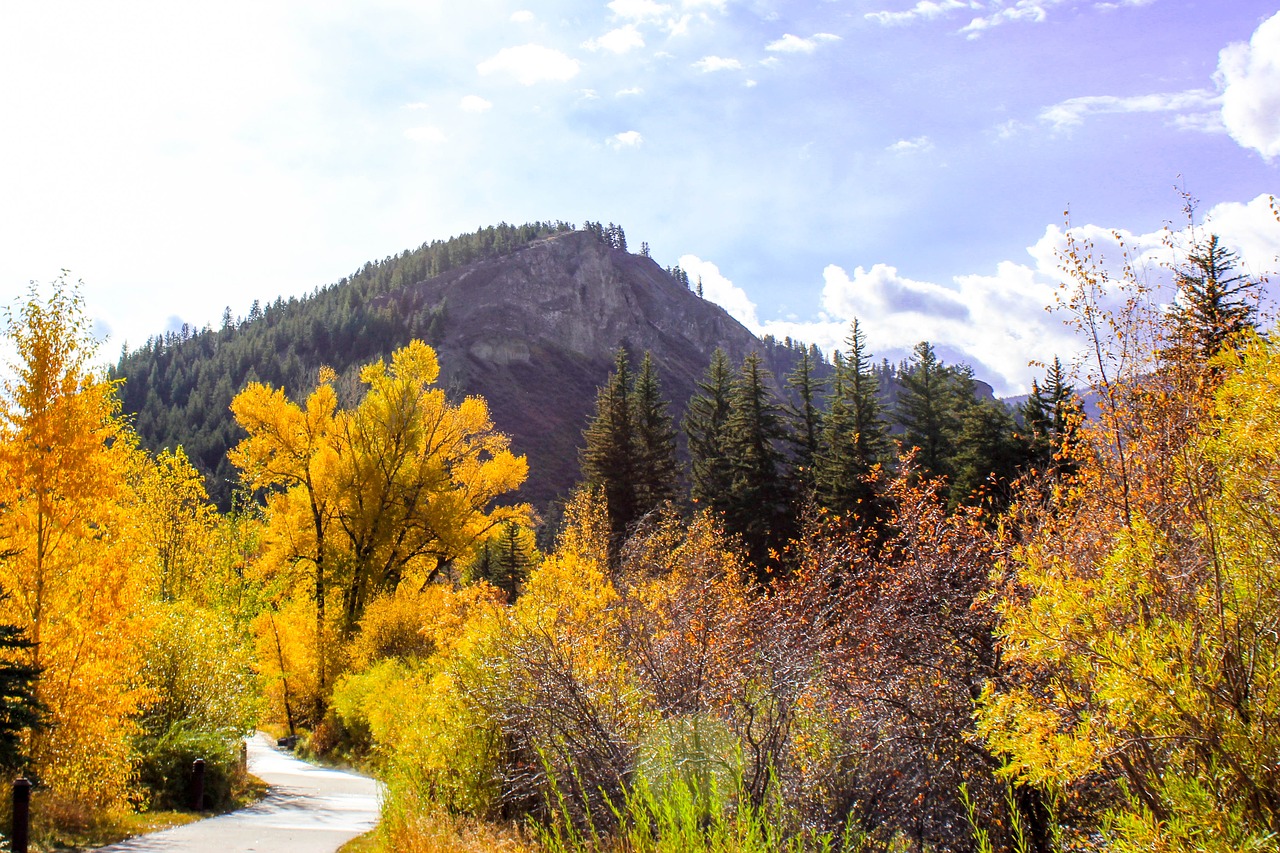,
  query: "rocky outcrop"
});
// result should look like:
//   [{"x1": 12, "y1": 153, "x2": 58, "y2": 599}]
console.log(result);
[{"x1": 385, "y1": 230, "x2": 765, "y2": 507}]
